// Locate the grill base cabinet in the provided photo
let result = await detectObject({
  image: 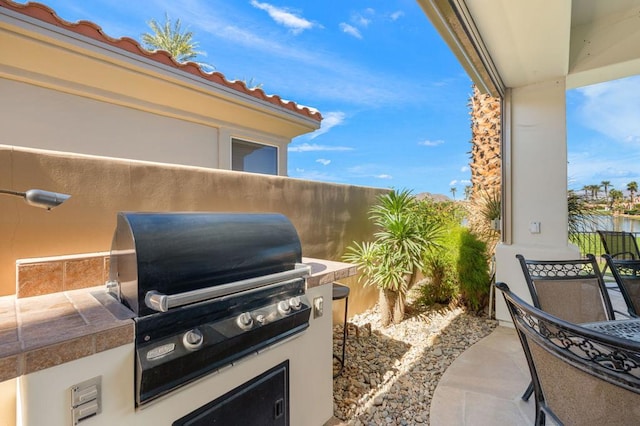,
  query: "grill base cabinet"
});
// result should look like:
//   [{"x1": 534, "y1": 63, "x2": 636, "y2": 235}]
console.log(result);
[
  {"x1": 174, "y1": 361, "x2": 290, "y2": 426},
  {"x1": 15, "y1": 284, "x2": 333, "y2": 426}
]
